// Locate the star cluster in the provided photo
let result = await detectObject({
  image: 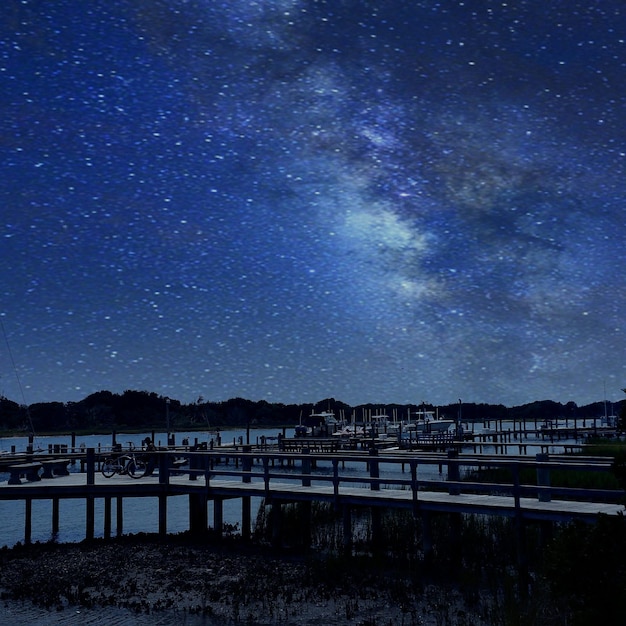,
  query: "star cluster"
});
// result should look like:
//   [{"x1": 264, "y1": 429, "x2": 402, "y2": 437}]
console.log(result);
[{"x1": 1, "y1": 1, "x2": 625, "y2": 407}]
